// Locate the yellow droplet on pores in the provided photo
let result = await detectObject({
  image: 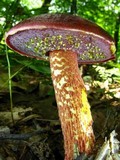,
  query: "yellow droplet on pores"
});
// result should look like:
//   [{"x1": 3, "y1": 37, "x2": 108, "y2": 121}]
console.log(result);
[{"x1": 110, "y1": 43, "x2": 116, "y2": 54}]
